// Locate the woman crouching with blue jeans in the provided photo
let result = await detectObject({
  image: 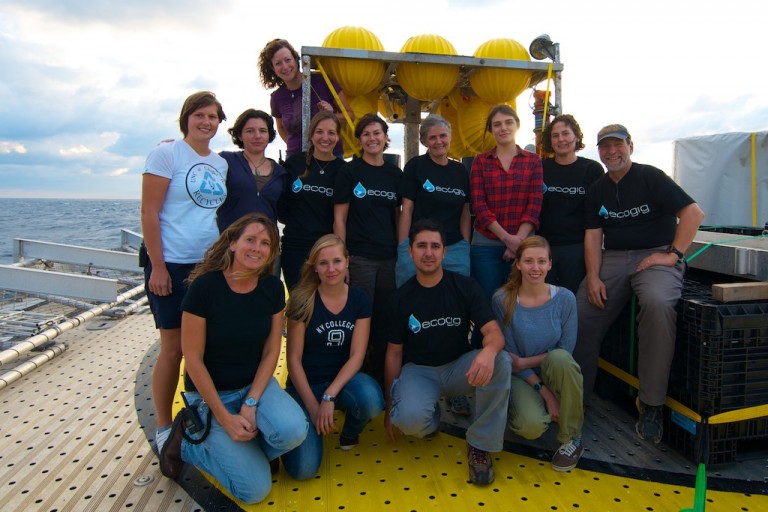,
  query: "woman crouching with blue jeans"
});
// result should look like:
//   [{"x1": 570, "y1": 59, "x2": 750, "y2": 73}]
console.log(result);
[
  {"x1": 161, "y1": 213, "x2": 307, "y2": 504},
  {"x1": 281, "y1": 234, "x2": 385, "y2": 479}
]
